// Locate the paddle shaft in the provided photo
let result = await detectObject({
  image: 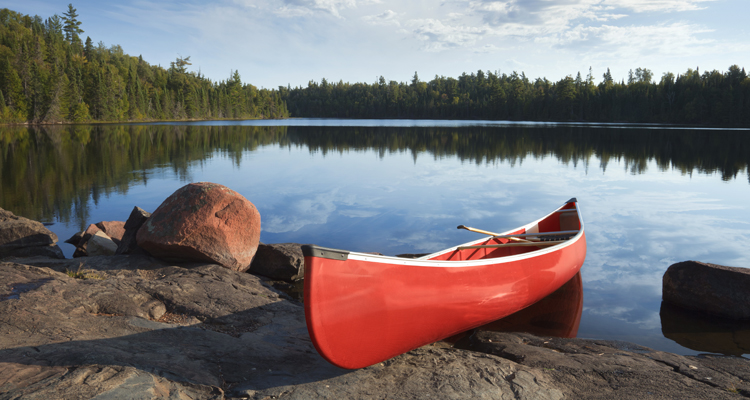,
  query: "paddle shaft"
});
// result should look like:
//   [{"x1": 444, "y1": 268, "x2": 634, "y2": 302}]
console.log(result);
[
  {"x1": 458, "y1": 240, "x2": 566, "y2": 250},
  {"x1": 457, "y1": 225, "x2": 531, "y2": 243}
]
